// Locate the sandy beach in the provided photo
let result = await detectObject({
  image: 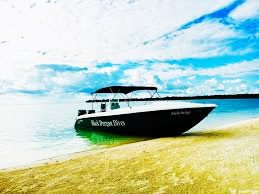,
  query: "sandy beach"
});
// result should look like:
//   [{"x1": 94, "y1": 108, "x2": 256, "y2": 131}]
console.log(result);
[{"x1": 0, "y1": 118, "x2": 258, "y2": 193}]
